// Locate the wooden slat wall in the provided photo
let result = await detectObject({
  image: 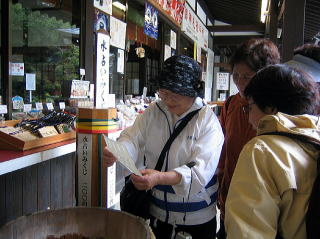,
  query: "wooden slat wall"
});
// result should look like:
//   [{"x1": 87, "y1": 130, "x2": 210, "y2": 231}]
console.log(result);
[
  {"x1": 0, "y1": 175, "x2": 6, "y2": 226},
  {"x1": 23, "y1": 167, "x2": 38, "y2": 215},
  {"x1": 0, "y1": 153, "x2": 76, "y2": 226},
  {"x1": 6, "y1": 171, "x2": 23, "y2": 222},
  {"x1": 51, "y1": 157, "x2": 63, "y2": 209},
  {"x1": 38, "y1": 161, "x2": 51, "y2": 211}
]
